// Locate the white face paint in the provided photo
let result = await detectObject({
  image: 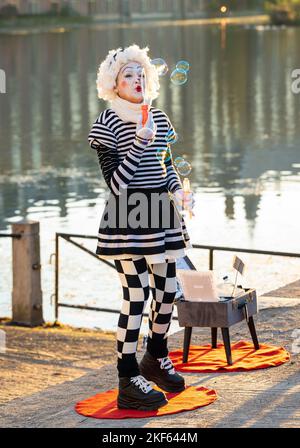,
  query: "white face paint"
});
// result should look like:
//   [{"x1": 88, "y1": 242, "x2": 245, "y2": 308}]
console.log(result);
[{"x1": 115, "y1": 62, "x2": 145, "y2": 104}]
